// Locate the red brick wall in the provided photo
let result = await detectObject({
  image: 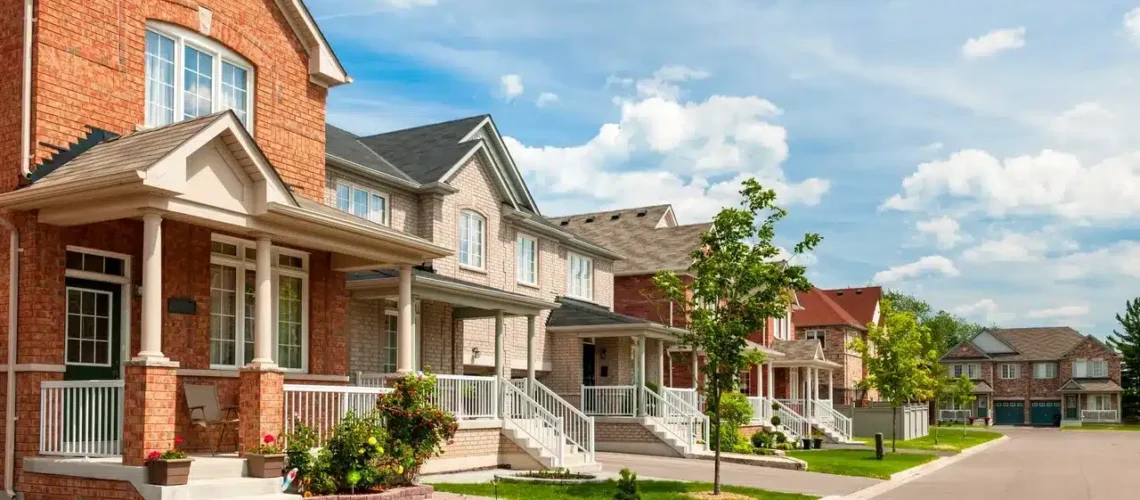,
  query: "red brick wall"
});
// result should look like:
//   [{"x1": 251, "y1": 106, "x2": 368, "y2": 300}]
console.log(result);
[
  {"x1": 614, "y1": 274, "x2": 689, "y2": 327},
  {"x1": 1061, "y1": 337, "x2": 1123, "y2": 385},
  {"x1": 19, "y1": 0, "x2": 328, "y2": 202},
  {"x1": 21, "y1": 472, "x2": 143, "y2": 500}
]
